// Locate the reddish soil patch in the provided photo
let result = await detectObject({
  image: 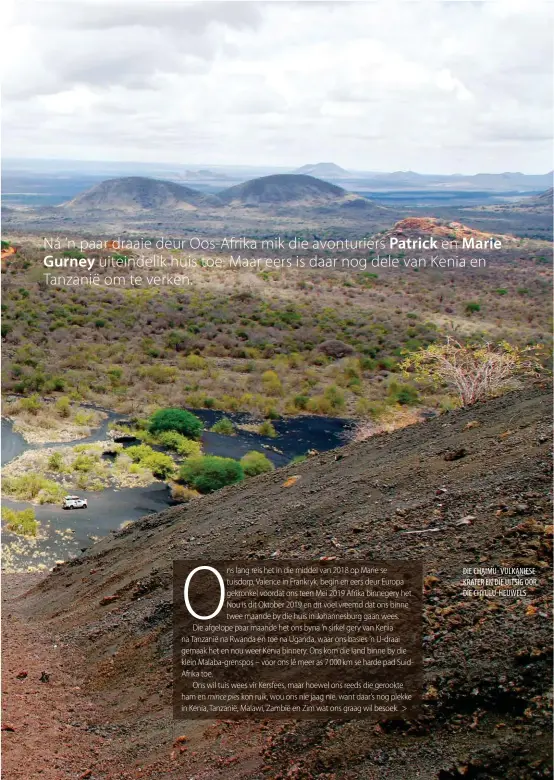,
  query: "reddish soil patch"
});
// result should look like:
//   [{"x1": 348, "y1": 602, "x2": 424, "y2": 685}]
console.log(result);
[
  {"x1": 2, "y1": 575, "x2": 278, "y2": 779},
  {"x1": 2, "y1": 574, "x2": 107, "y2": 778}
]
